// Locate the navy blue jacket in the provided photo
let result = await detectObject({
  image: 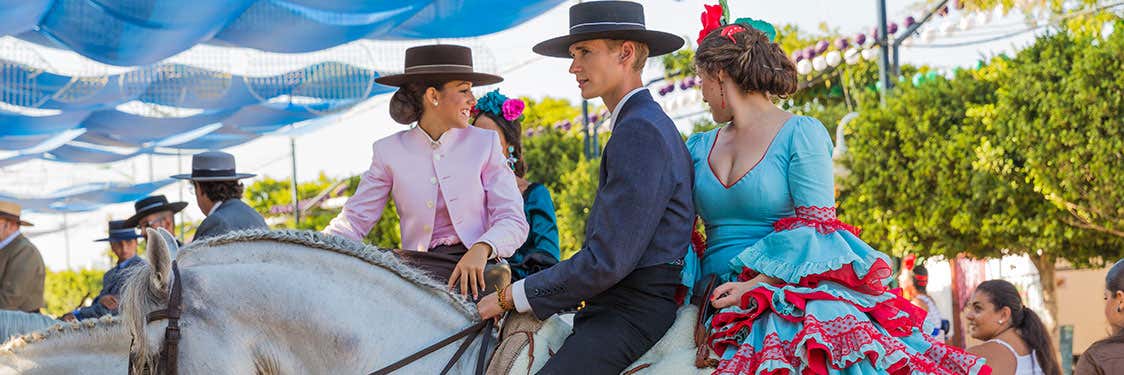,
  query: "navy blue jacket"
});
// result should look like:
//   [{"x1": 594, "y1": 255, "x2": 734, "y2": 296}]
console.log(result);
[
  {"x1": 522, "y1": 90, "x2": 695, "y2": 318},
  {"x1": 193, "y1": 199, "x2": 268, "y2": 241},
  {"x1": 74, "y1": 255, "x2": 145, "y2": 320}
]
